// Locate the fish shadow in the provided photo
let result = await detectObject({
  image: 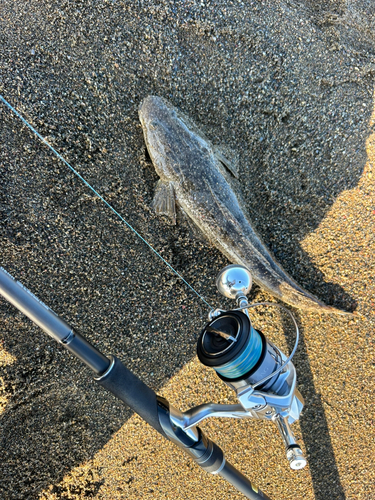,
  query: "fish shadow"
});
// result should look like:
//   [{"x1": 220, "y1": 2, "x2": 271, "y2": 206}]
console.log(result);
[{"x1": 271, "y1": 244, "x2": 358, "y2": 314}]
